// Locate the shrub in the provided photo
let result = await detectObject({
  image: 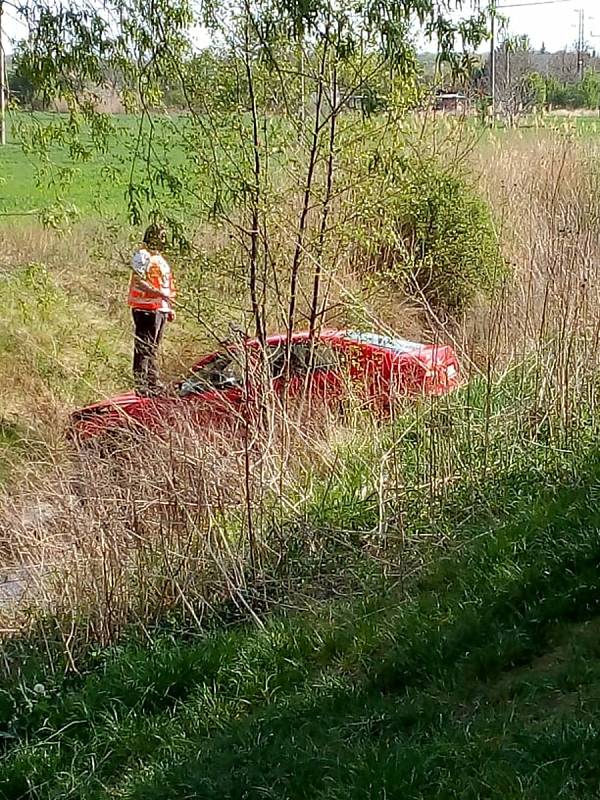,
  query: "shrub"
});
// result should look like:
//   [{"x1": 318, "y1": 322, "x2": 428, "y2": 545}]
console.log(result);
[
  {"x1": 348, "y1": 151, "x2": 507, "y2": 314},
  {"x1": 395, "y1": 159, "x2": 506, "y2": 313}
]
